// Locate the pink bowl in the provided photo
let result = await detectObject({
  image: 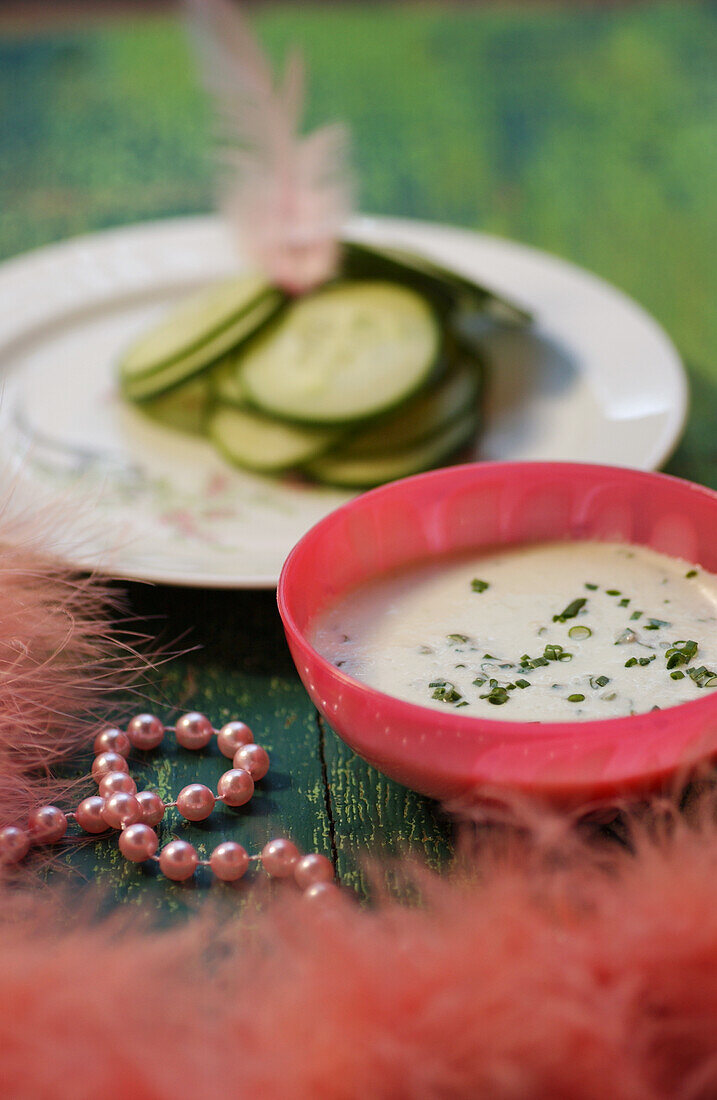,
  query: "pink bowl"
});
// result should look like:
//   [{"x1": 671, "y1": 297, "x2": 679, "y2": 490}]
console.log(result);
[{"x1": 278, "y1": 463, "x2": 717, "y2": 804}]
